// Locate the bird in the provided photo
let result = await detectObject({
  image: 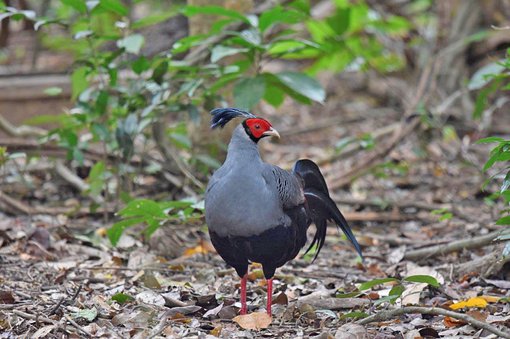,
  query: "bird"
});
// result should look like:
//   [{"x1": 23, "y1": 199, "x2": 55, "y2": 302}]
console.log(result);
[{"x1": 204, "y1": 107, "x2": 363, "y2": 317}]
